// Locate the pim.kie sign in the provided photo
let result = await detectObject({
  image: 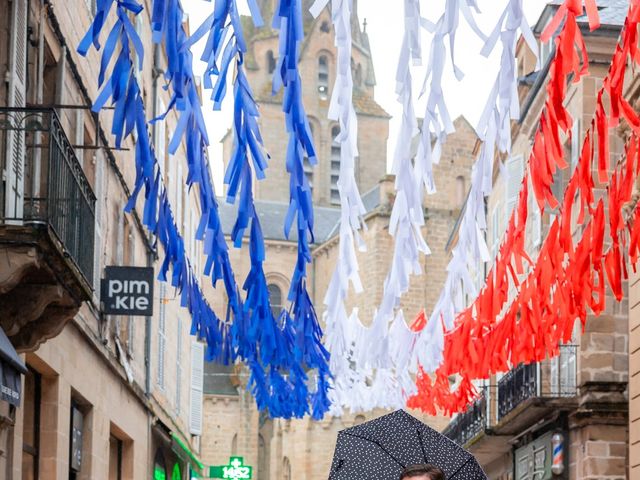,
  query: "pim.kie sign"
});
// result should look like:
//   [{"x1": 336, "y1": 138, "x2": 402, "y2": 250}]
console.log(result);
[
  {"x1": 209, "y1": 457, "x2": 252, "y2": 479},
  {"x1": 101, "y1": 266, "x2": 154, "y2": 316}
]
